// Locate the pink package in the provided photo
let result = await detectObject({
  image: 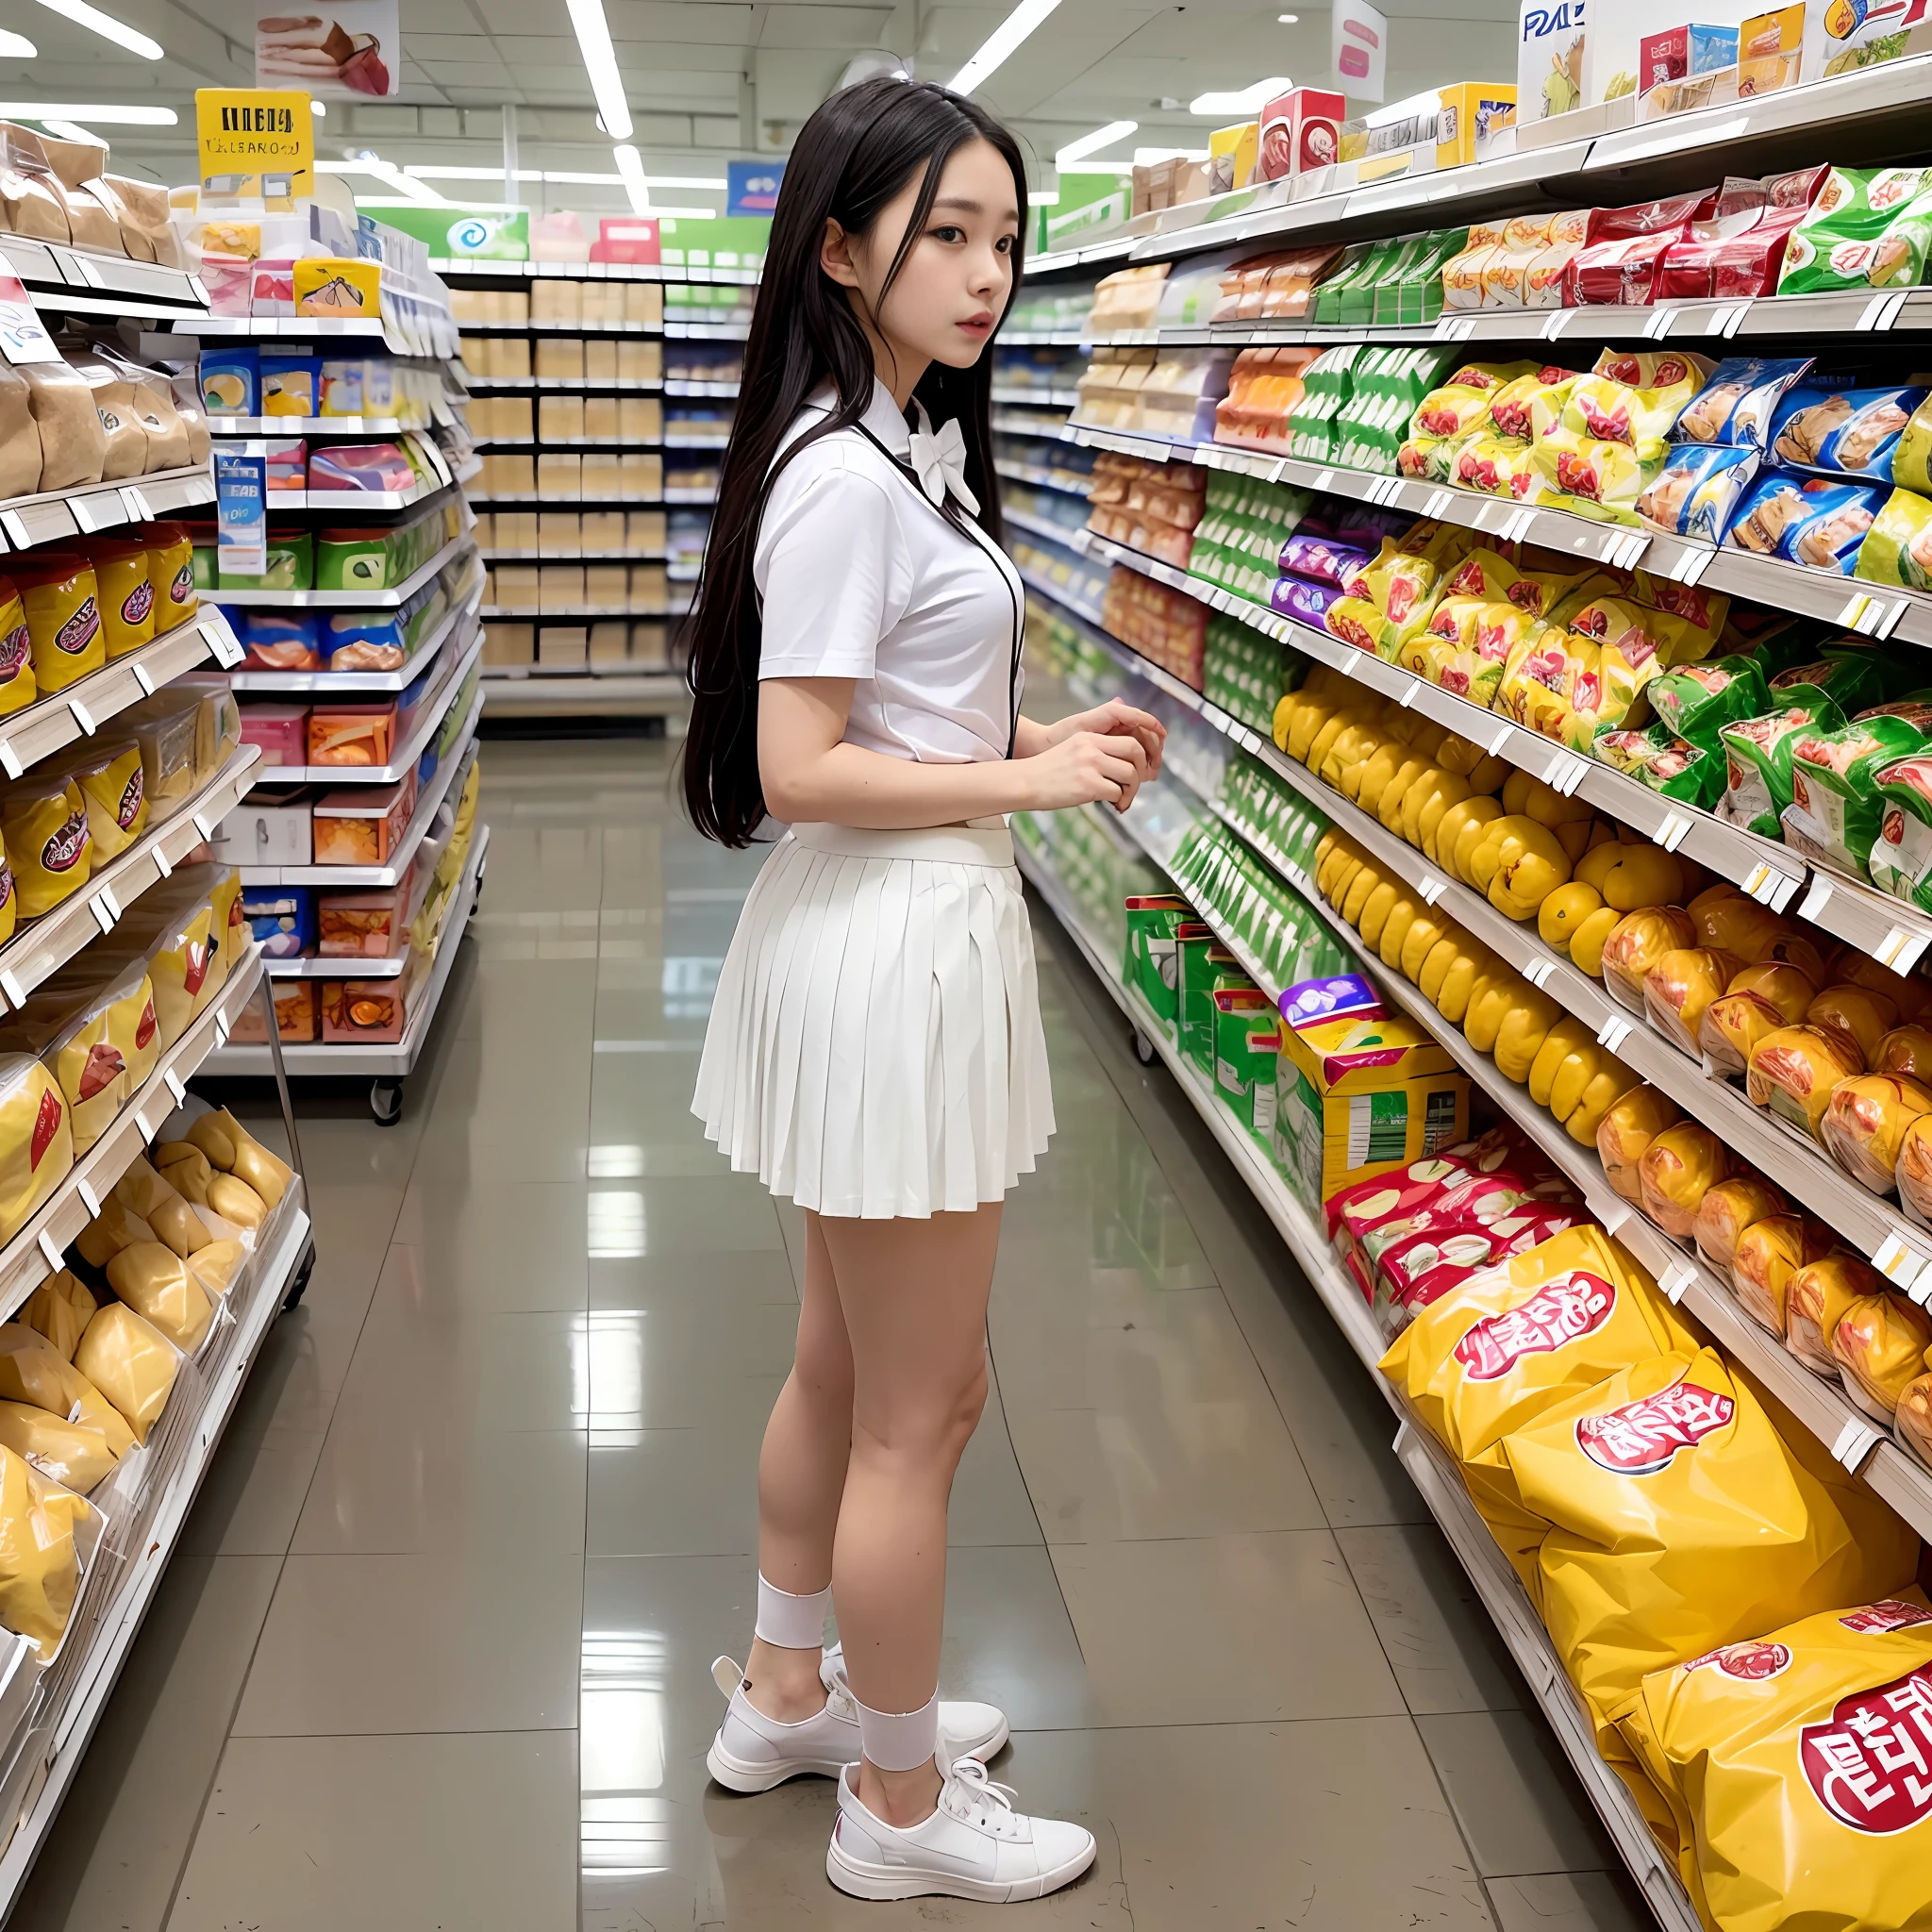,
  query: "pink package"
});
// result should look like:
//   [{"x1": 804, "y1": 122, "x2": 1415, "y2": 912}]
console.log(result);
[
  {"x1": 200, "y1": 254, "x2": 253, "y2": 317},
  {"x1": 308, "y1": 442, "x2": 415, "y2": 492},
  {"x1": 250, "y1": 258, "x2": 294, "y2": 317},
  {"x1": 238, "y1": 703, "x2": 310, "y2": 766}
]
